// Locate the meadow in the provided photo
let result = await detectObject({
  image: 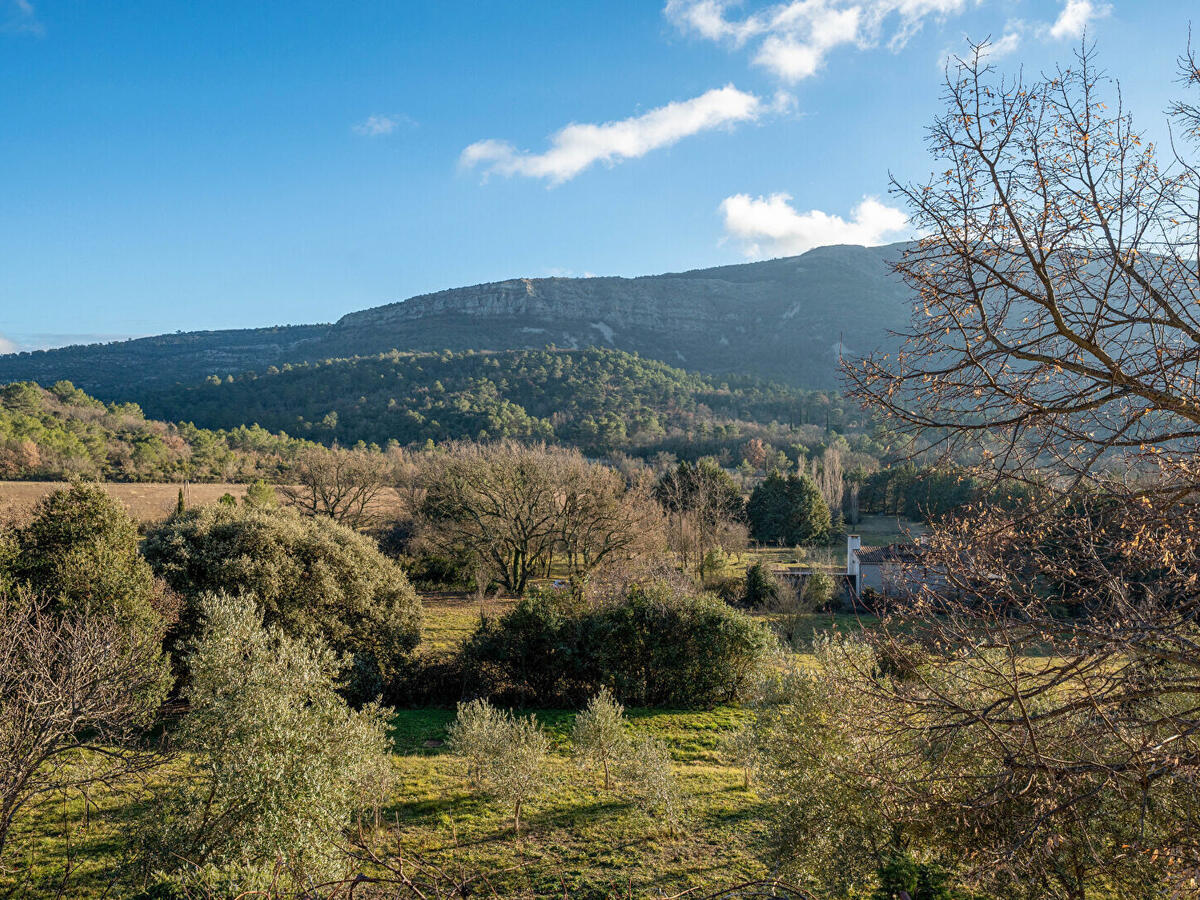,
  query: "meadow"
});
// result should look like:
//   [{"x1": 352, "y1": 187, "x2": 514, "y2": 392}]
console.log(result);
[{"x1": 8, "y1": 584, "x2": 865, "y2": 899}]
